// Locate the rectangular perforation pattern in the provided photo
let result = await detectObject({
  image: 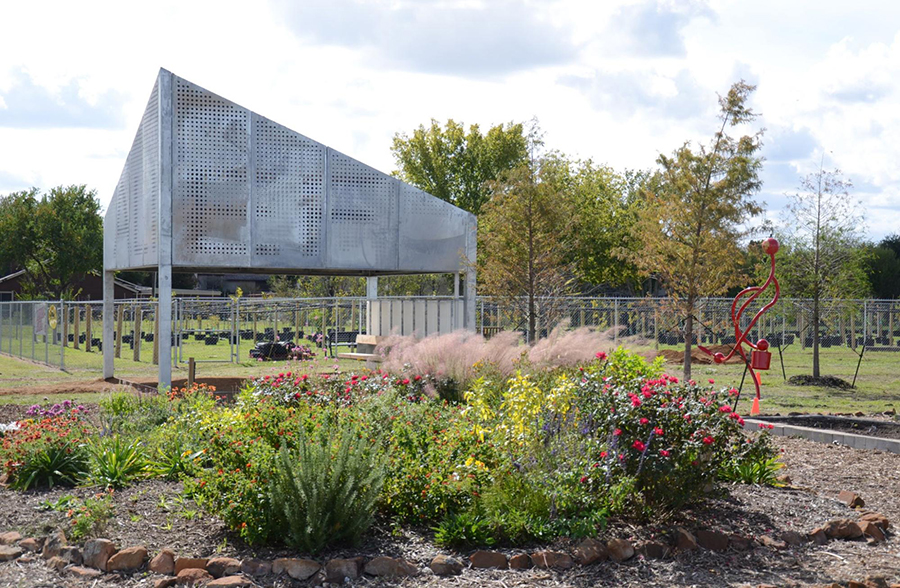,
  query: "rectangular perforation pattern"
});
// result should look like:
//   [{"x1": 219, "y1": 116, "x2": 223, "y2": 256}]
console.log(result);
[
  {"x1": 251, "y1": 115, "x2": 325, "y2": 265},
  {"x1": 173, "y1": 79, "x2": 250, "y2": 266},
  {"x1": 326, "y1": 150, "x2": 398, "y2": 270},
  {"x1": 108, "y1": 78, "x2": 160, "y2": 269}
]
